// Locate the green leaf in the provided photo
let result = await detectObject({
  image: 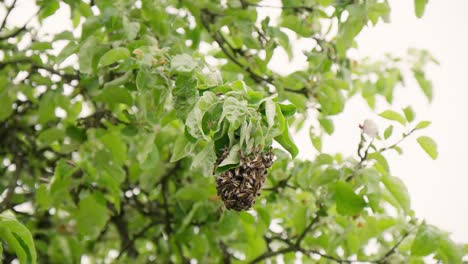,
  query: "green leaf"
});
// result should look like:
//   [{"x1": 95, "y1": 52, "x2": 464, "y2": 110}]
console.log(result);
[
  {"x1": 0, "y1": 89, "x2": 14, "y2": 122},
  {"x1": 274, "y1": 121, "x2": 298, "y2": 158},
  {"x1": 403, "y1": 106, "x2": 415, "y2": 122},
  {"x1": 278, "y1": 103, "x2": 296, "y2": 117},
  {"x1": 221, "y1": 97, "x2": 248, "y2": 131},
  {"x1": 170, "y1": 135, "x2": 193, "y2": 162},
  {"x1": 379, "y1": 110, "x2": 406, "y2": 125},
  {"x1": 382, "y1": 175, "x2": 411, "y2": 212},
  {"x1": 171, "y1": 54, "x2": 197, "y2": 72},
  {"x1": 310, "y1": 130, "x2": 322, "y2": 152},
  {"x1": 413, "y1": 69, "x2": 433, "y2": 102},
  {"x1": 38, "y1": 0, "x2": 59, "y2": 20},
  {"x1": 173, "y1": 75, "x2": 198, "y2": 119},
  {"x1": 95, "y1": 87, "x2": 133, "y2": 106},
  {"x1": 78, "y1": 36, "x2": 98, "y2": 74},
  {"x1": 37, "y1": 128, "x2": 65, "y2": 146},
  {"x1": 335, "y1": 181, "x2": 366, "y2": 216},
  {"x1": 216, "y1": 144, "x2": 240, "y2": 173},
  {"x1": 417, "y1": 136, "x2": 438, "y2": 159},
  {"x1": 415, "y1": 121, "x2": 431, "y2": 130},
  {"x1": 0, "y1": 216, "x2": 37, "y2": 264},
  {"x1": 98, "y1": 47, "x2": 130, "y2": 67},
  {"x1": 76, "y1": 195, "x2": 110, "y2": 240},
  {"x1": 368, "y1": 152, "x2": 389, "y2": 172},
  {"x1": 436, "y1": 237, "x2": 463, "y2": 264},
  {"x1": 384, "y1": 125, "x2": 393, "y2": 140},
  {"x1": 336, "y1": 4, "x2": 367, "y2": 56},
  {"x1": 411, "y1": 223, "x2": 441, "y2": 256},
  {"x1": 100, "y1": 132, "x2": 127, "y2": 165},
  {"x1": 123, "y1": 16, "x2": 140, "y2": 40},
  {"x1": 191, "y1": 141, "x2": 216, "y2": 175},
  {"x1": 319, "y1": 117, "x2": 334, "y2": 135},
  {"x1": 414, "y1": 0, "x2": 429, "y2": 18},
  {"x1": 265, "y1": 99, "x2": 276, "y2": 128}
]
